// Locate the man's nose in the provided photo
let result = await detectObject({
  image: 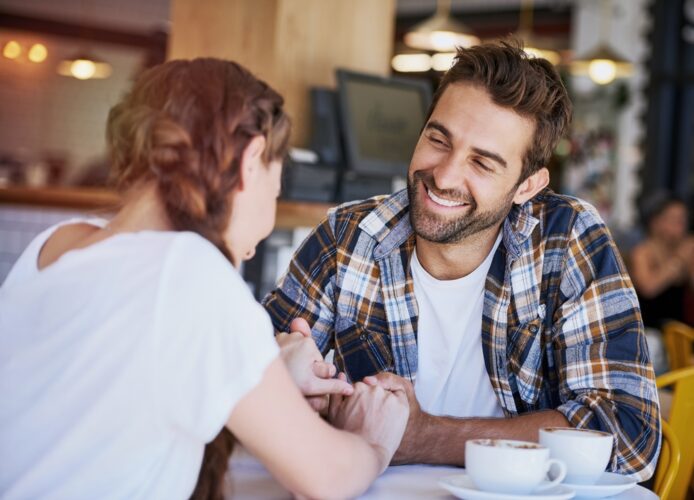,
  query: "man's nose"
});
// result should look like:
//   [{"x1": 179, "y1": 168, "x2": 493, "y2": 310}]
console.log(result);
[{"x1": 431, "y1": 155, "x2": 467, "y2": 191}]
